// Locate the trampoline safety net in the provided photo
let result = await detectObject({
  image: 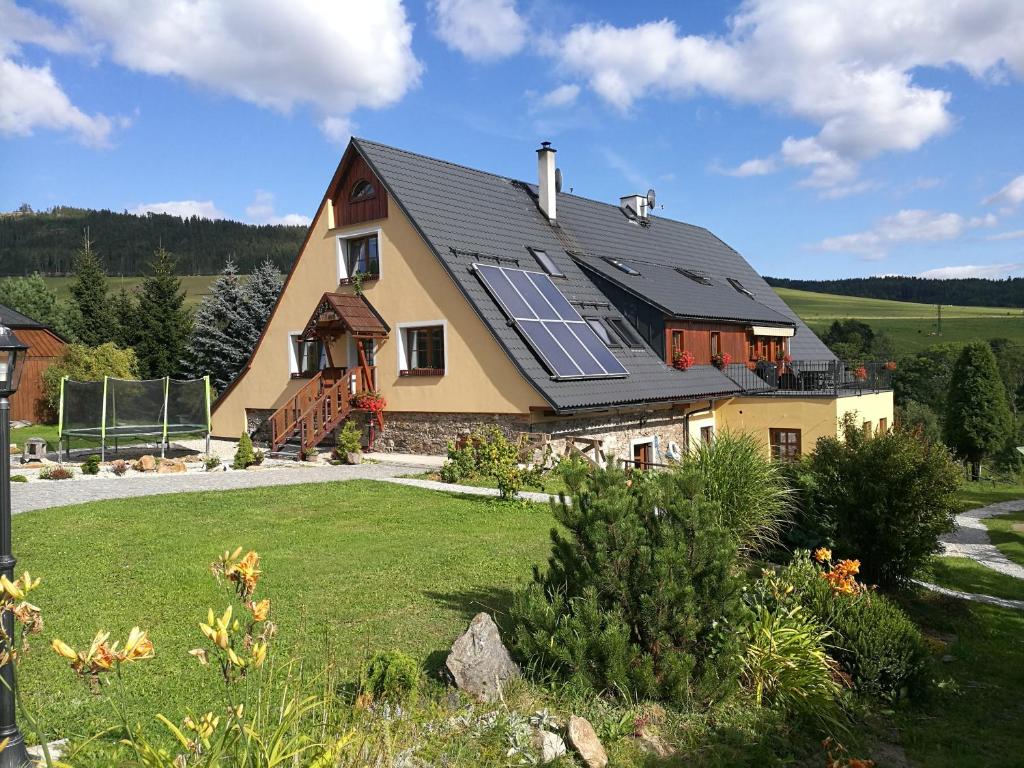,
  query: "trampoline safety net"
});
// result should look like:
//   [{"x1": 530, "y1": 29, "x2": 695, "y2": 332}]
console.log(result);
[{"x1": 59, "y1": 376, "x2": 211, "y2": 453}]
